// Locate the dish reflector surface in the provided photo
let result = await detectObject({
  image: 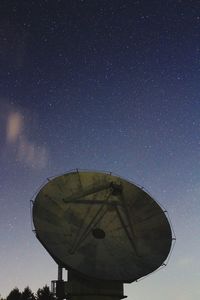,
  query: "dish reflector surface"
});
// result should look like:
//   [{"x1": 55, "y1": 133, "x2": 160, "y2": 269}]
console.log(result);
[{"x1": 33, "y1": 171, "x2": 172, "y2": 282}]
